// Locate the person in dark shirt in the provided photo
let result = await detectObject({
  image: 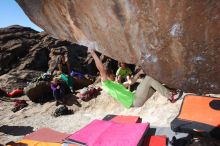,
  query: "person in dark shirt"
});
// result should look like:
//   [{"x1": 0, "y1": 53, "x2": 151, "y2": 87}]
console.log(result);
[
  {"x1": 49, "y1": 54, "x2": 71, "y2": 75},
  {"x1": 57, "y1": 55, "x2": 71, "y2": 75}
]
